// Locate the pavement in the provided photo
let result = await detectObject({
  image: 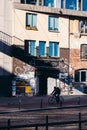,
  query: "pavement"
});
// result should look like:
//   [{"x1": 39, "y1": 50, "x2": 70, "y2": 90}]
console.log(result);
[
  {"x1": 61, "y1": 87, "x2": 86, "y2": 95},
  {"x1": 0, "y1": 88, "x2": 86, "y2": 113}
]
